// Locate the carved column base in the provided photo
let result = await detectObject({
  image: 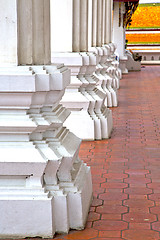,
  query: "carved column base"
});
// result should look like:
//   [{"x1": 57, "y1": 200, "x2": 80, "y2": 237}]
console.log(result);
[
  {"x1": 0, "y1": 65, "x2": 92, "y2": 238},
  {"x1": 52, "y1": 52, "x2": 113, "y2": 140},
  {"x1": 119, "y1": 56, "x2": 128, "y2": 74},
  {"x1": 90, "y1": 46, "x2": 119, "y2": 107}
]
